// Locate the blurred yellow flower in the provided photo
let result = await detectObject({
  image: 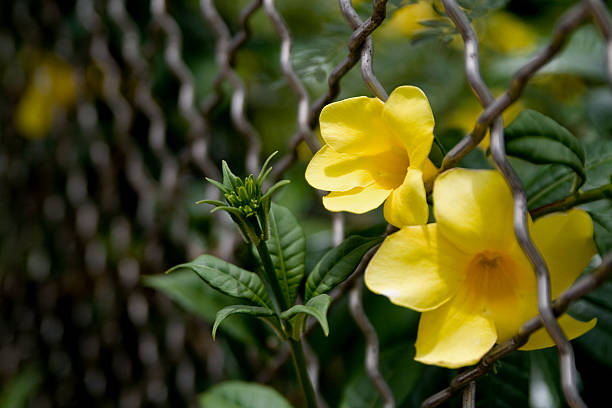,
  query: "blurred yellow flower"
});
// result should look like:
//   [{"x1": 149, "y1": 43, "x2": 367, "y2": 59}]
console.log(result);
[
  {"x1": 447, "y1": 95, "x2": 524, "y2": 151},
  {"x1": 15, "y1": 54, "x2": 77, "y2": 139},
  {"x1": 479, "y1": 11, "x2": 537, "y2": 55},
  {"x1": 365, "y1": 168, "x2": 597, "y2": 368},
  {"x1": 381, "y1": 1, "x2": 437, "y2": 38},
  {"x1": 305, "y1": 86, "x2": 436, "y2": 228}
]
